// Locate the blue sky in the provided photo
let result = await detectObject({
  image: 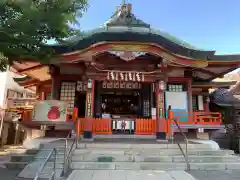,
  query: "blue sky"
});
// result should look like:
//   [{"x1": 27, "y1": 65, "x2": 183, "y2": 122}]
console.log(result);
[{"x1": 78, "y1": 0, "x2": 240, "y2": 55}]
